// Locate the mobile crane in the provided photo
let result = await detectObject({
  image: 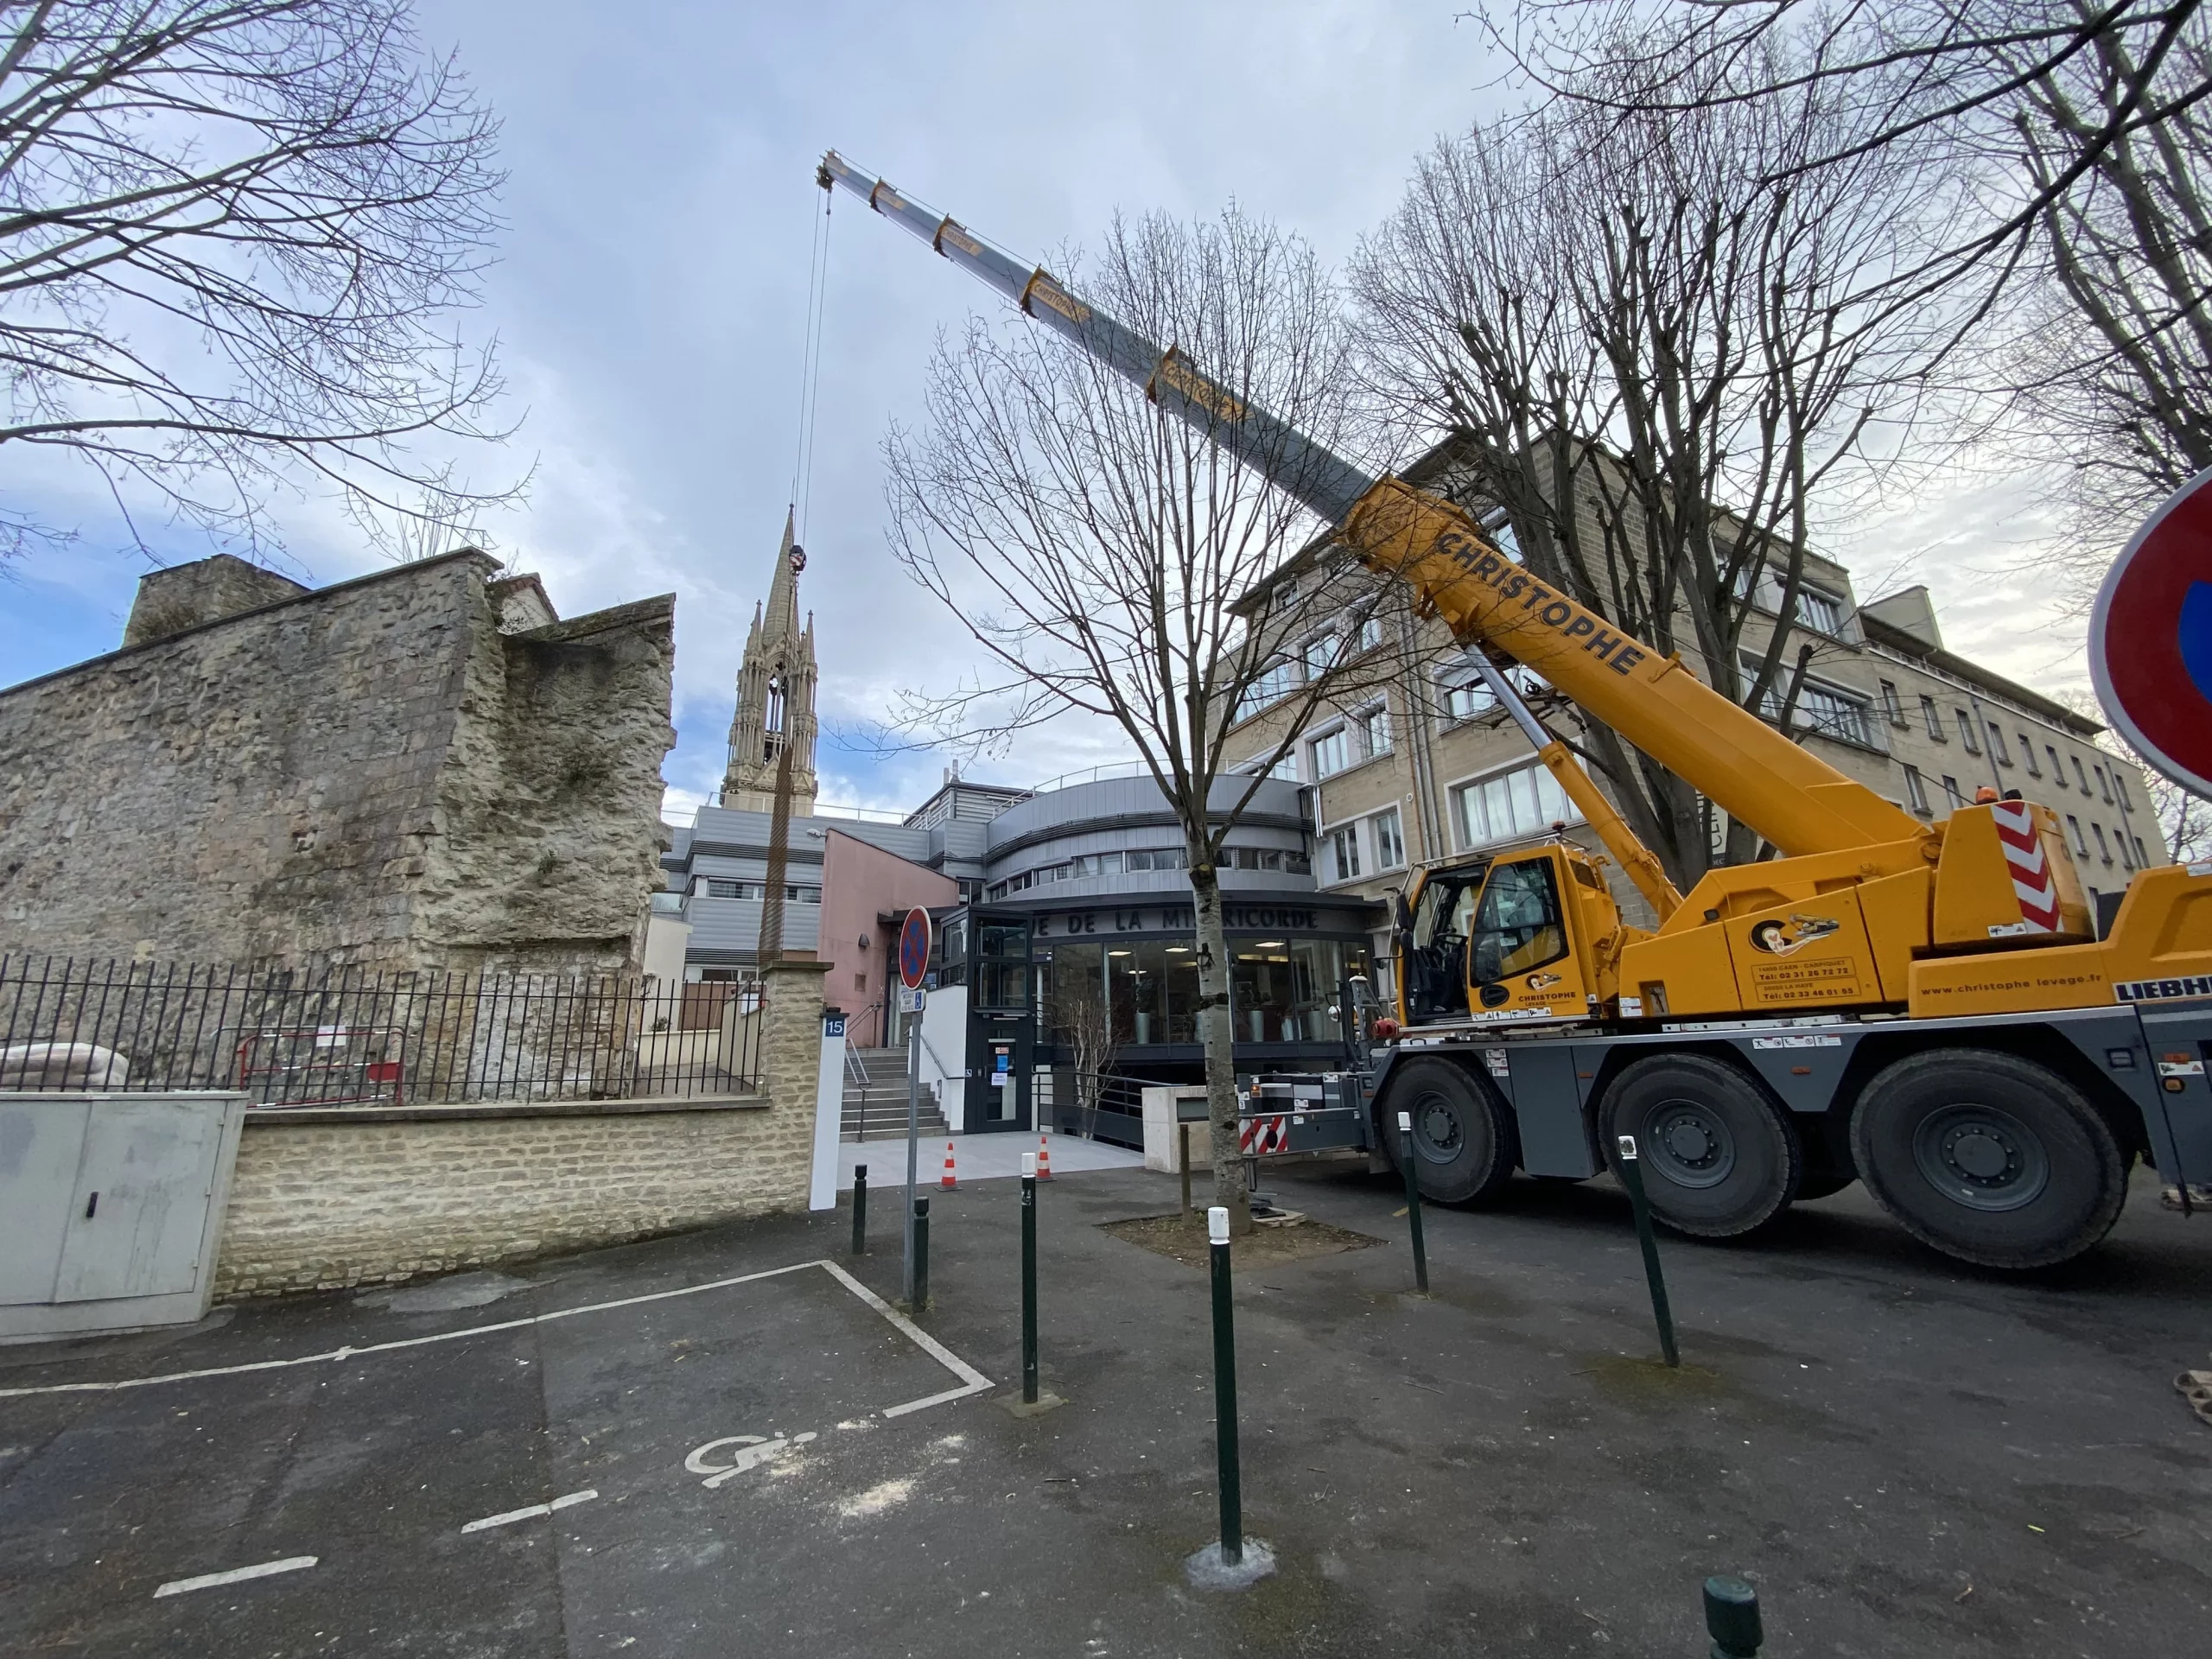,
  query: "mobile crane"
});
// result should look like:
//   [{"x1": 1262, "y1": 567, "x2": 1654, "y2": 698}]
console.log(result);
[{"x1": 819, "y1": 151, "x2": 2212, "y2": 1268}]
